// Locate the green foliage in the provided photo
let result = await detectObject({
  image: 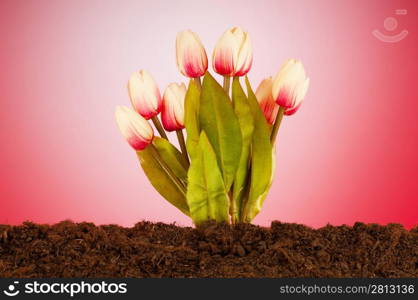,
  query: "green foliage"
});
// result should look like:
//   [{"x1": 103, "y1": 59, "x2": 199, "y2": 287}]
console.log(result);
[
  {"x1": 199, "y1": 72, "x2": 242, "y2": 191},
  {"x1": 231, "y1": 77, "x2": 254, "y2": 222},
  {"x1": 153, "y1": 137, "x2": 188, "y2": 185},
  {"x1": 184, "y1": 79, "x2": 201, "y2": 160},
  {"x1": 241, "y1": 76, "x2": 274, "y2": 222},
  {"x1": 186, "y1": 132, "x2": 230, "y2": 225},
  {"x1": 137, "y1": 138, "x2": 189, "y2": 216},
  {"x1": 134, "y1": 72, "x2": 281, "y2": 226}
]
